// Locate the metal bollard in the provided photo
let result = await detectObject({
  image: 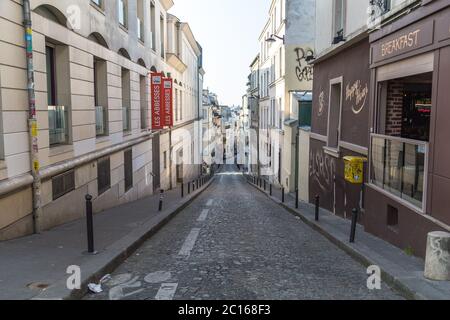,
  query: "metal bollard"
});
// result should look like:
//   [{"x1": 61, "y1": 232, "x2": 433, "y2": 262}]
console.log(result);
[
  {"x1": 270, "y1": 184, "x2": 273, "y2": 196},
  {"x1": 181, "y1": 183, "x2": 184, "y2": 198},
  {"x1": 264, "y1": 180, "x2": 266, "y2": 191},
  {"x1": 315, "y1": 195, "x2": 320, "y2": 221},
  {"x1": 85, "y1": 194, "x2": 95, "y2": 254},
  {"x1": 188, "y1": 181, "x2": 191, "y2": 194},
  {"x1": 282, "y1": 187, "x2": 285, "y2": 203},
  {"x1": 350, "y1": 208, "x2": 359, "y2": 243},
  {"x1": 159, "y1": 190, "x2": 164, "y2": 211},
  {"x1": 295, "y1": 189, "x2": 299, "y2": 209}
]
